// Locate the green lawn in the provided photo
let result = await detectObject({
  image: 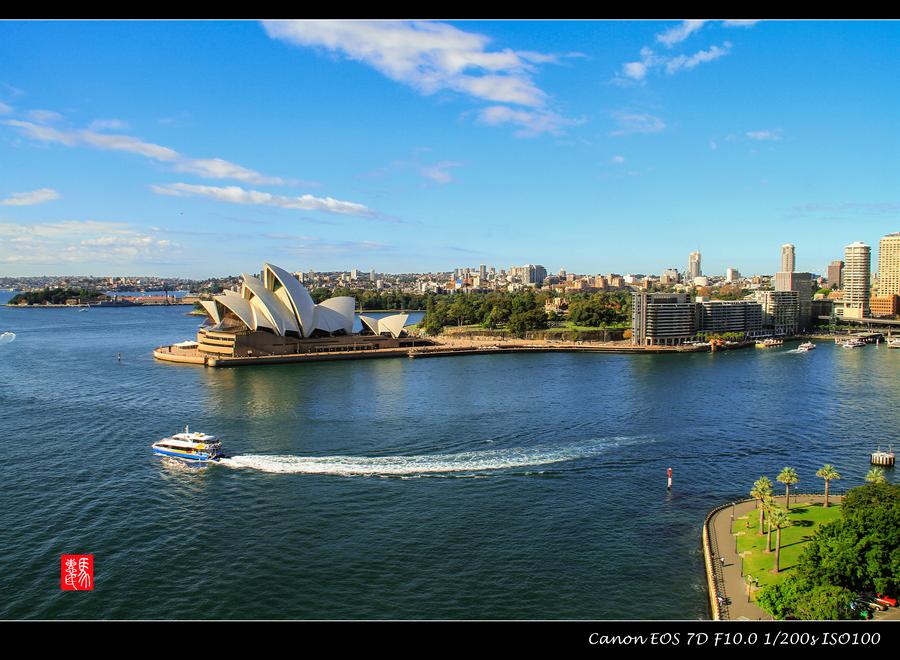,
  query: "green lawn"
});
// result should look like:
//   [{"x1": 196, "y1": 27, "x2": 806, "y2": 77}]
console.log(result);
[{"x1": 733, "y1": 498, "x2": 842, "y2": 597}]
